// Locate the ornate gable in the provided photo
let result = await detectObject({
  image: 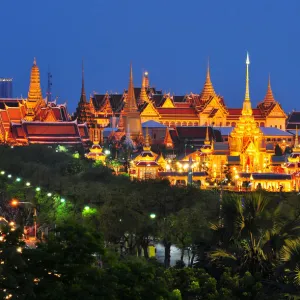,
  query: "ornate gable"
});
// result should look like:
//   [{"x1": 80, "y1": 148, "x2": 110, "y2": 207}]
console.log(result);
[
  {"x1": 201, "y1": 96, "x2": 228, "y2": 116},
  {"x1": 161, "y1": 97, "x2": 175, "y2": 108},
  {"x1": 44, "y1": 110, "x2": 57, "y2": 122},
  {"x1": 266, "y1": 103, "x2": 286, "y2": 118},
  {"x1": 140, "y1": 102, "x2": 160, "y2": 118},
  {"x1": 100, "y1": 95, "x2": 113, "y2": 115}
]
